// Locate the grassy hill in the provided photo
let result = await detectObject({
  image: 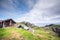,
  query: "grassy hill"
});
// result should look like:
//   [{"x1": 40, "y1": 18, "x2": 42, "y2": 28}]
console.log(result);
[
  {"x1": 34, "y1": 27, "x2": 60, "y2": 40},
  {"x1": 0, "y1": 27, "x2": 60, "y2": 40},
  {"x1": 0, "y1": 23, "x2": 60, "y2": 40},
  {"x1": 0, "y1": 27, "x2": 40, "y2": 40}
]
